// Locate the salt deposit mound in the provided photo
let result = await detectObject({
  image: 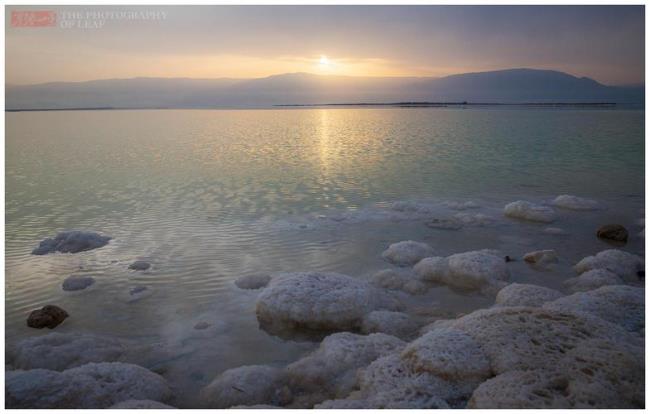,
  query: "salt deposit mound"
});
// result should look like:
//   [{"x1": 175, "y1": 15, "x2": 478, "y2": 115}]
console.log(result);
[
  {"x1": 235, "y1": 274, "x2": 271, "y2": 290},
  {"x1": 286, "y1": 332, "x2": 404, "y2": 407},
  {"x1": 414, "y1": 250, "x2": 509, "y2": 293},
  {"x1": 31, "y1": 231, "x2": 111, "y2": 255},
  {"x1": 551, "y1": 195, "x2": 600, "y2": 211},
  {"x1": 574, "y1": 249, "x2": 644, "y2": 282},
  {"x1": 564, "y1": 269, "x2": 624, "y2": 292},
  {"x1": 494, "y1": 283, "x2": 563, "y2": 307},
  {"x1": 256, "y1": 272, "x2": 400, "y2": 333},
  {"x1": 503, "y1": 201, "x2": 557, "y2": 223},
  {"x1": 7, "y1": 333, "x2": 126, "y2": 371},
  {"x1": 6, "y1": 362, "x2": 172, "y2": 408},
  {"x1": 468, "y1": 337, "x2": 644, "y2": 408},
  {"x1": 200, "y1": 365, "x2": 287, "y2": 408},
  {"x1": 361, "y1": 311, "x2": 420, "y2": 340},
  {"x1": 543, "y1": 285, "x2": 644, "y2": 333},
  {"x1": 381, "y1": 241, "x2": 434, "y2": 266}
]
